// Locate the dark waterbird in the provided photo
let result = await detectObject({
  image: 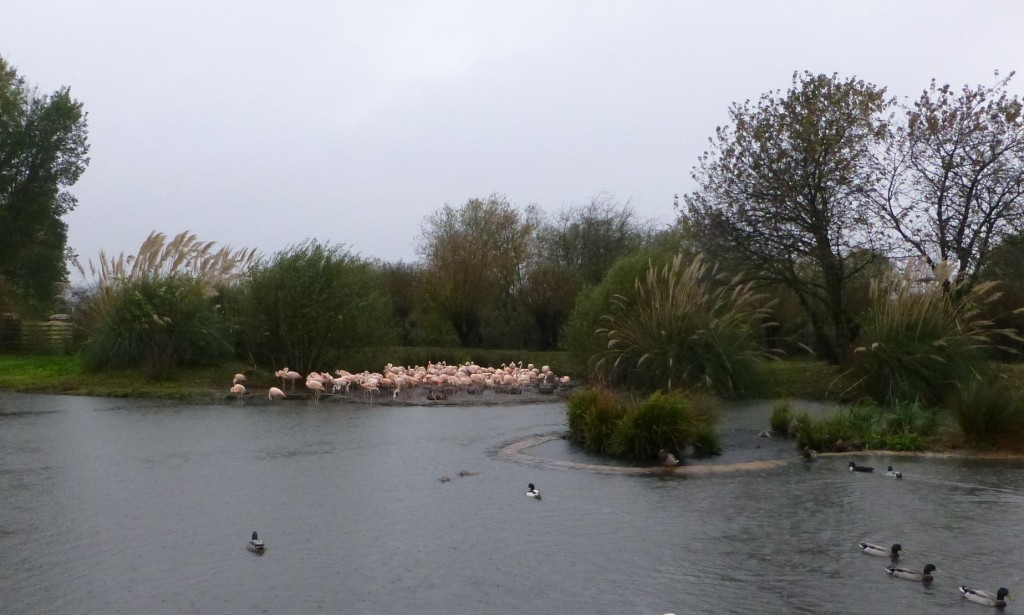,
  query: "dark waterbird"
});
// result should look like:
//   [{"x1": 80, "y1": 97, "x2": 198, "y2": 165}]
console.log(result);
[{"x1": 849, "y1": 461, "x2": 874, "y2": 473}]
